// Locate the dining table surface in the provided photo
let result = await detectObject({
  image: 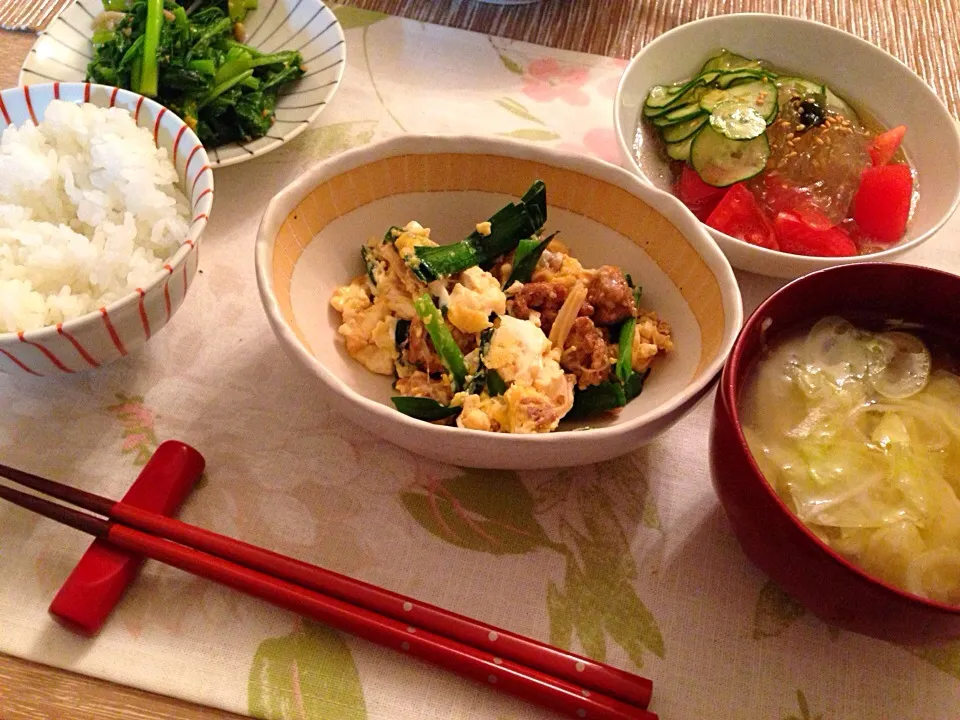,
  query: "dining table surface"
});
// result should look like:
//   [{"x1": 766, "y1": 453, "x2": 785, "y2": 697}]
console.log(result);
[{"x1": 1, "y1": 0, "x2": 959, "y2": 718}]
